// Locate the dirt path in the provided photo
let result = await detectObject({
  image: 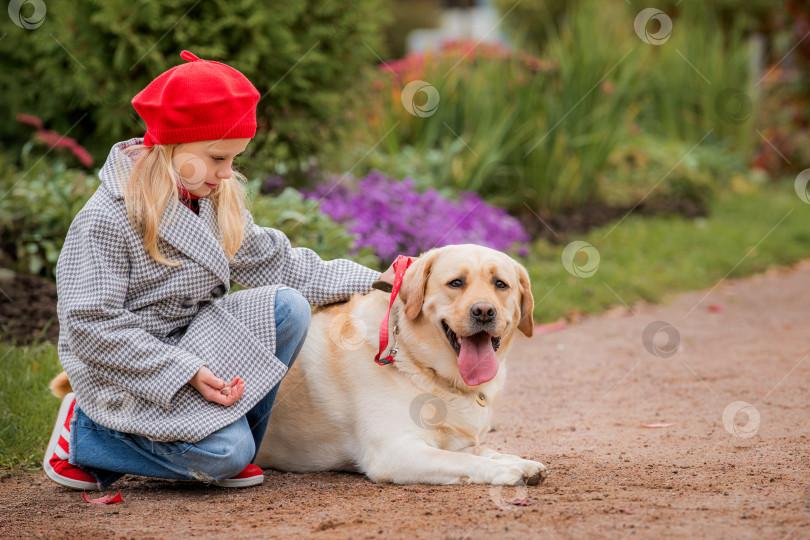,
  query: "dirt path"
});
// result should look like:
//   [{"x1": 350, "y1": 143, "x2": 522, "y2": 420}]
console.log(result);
[{"x1": 2, "y1": 262, "x2": 810, "y2": 539}]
